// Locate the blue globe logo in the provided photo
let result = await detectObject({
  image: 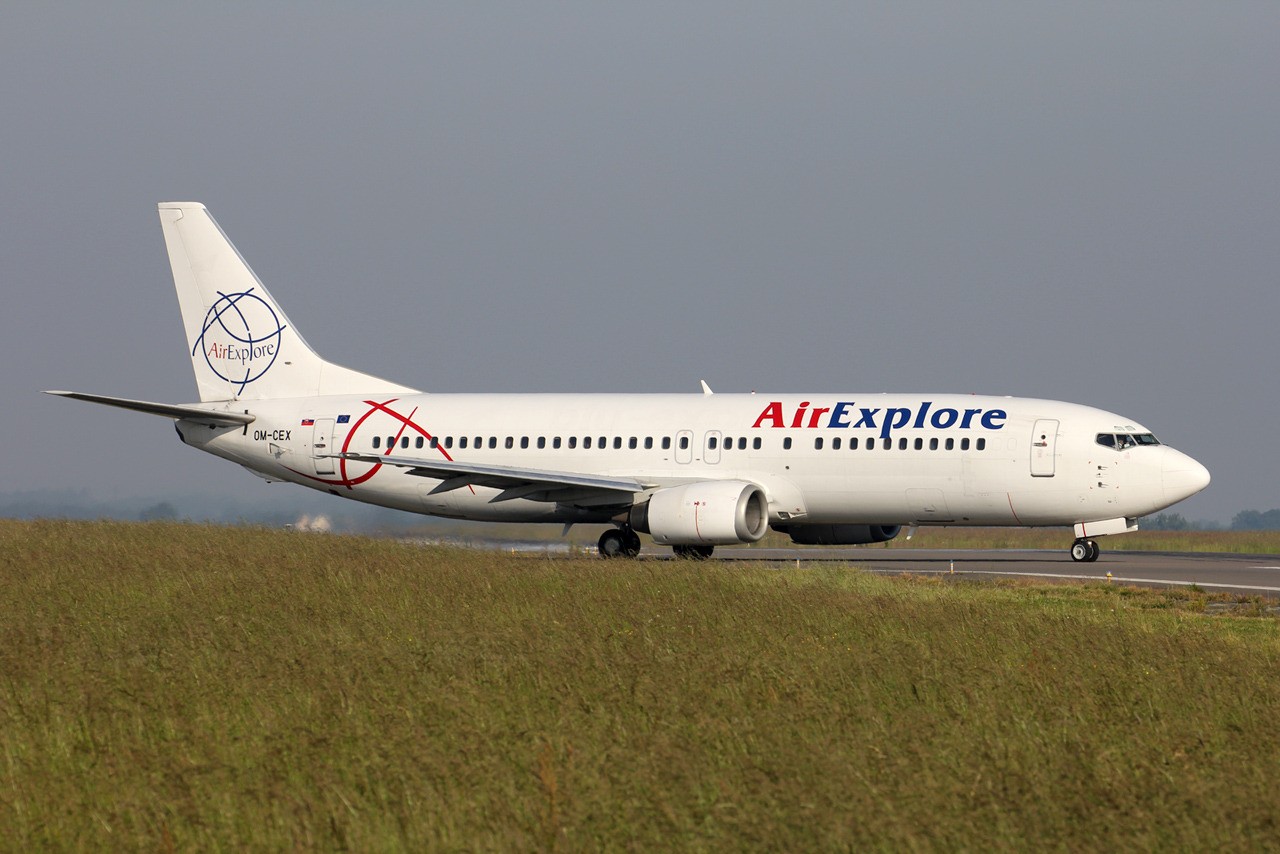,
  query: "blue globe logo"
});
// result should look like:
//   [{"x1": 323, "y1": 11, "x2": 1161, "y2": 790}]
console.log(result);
[{"x1": 193, "y1": 289, "x2": 287, "y2": 392}]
